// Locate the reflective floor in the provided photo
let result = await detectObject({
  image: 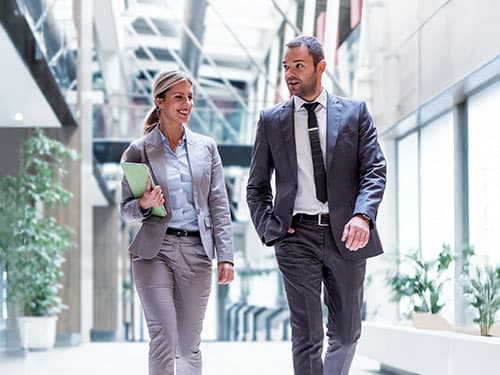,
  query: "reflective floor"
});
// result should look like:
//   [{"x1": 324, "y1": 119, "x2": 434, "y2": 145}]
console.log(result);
[{"x1": 0, "y1": 341, "x2": 383, "y2": 374}]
